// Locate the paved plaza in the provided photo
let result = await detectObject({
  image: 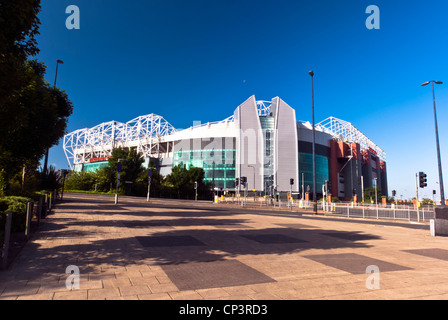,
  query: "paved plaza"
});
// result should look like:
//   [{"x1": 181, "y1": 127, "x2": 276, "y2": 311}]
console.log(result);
[{"x1": 1, "y1": 193, "x2": 448, "y2": 300}]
